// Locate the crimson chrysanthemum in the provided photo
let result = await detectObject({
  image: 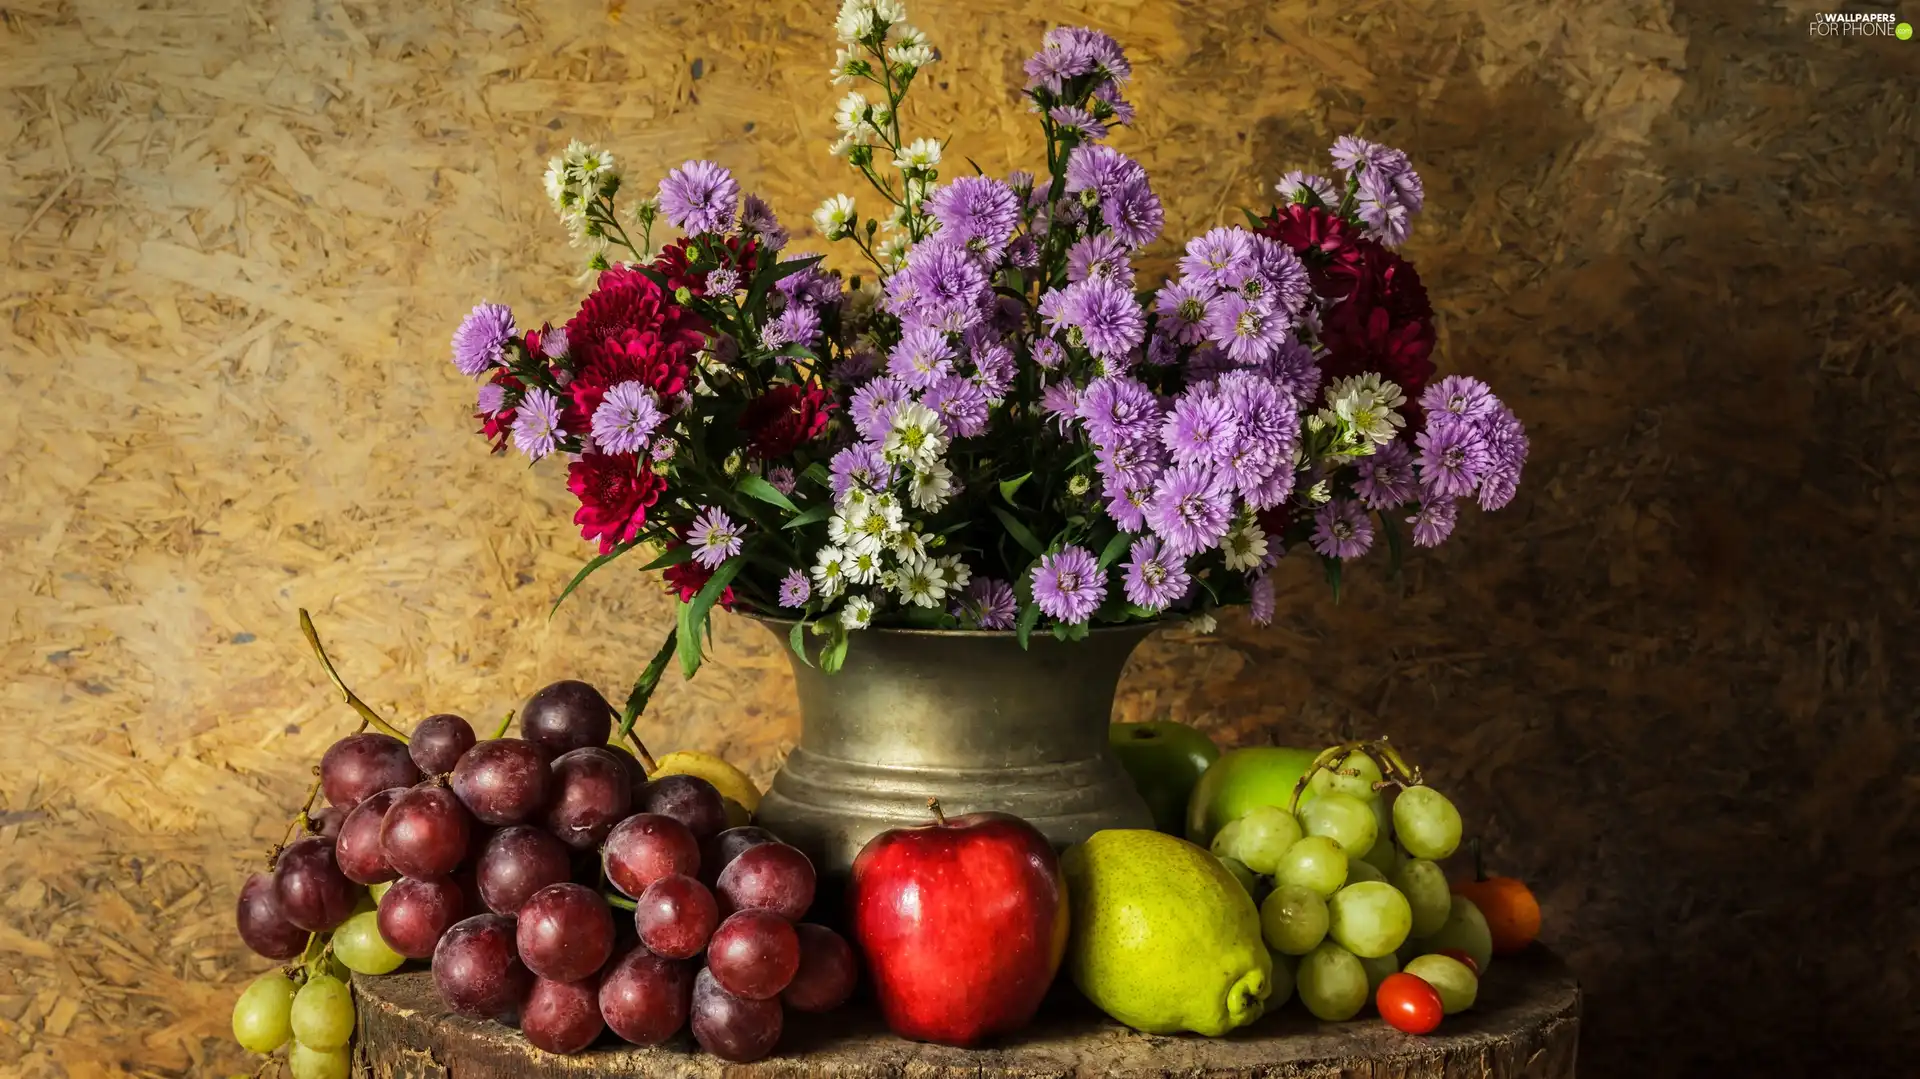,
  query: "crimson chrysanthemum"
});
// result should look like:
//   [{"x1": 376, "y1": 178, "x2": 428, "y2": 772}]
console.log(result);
[
  {"x1": 661, "y1": 544, "x2": 737, "y2": 609},
  {"x1": 1317, "y1": 239, "x2": 1432, "y2": 320},
  {"x1": 739, "y1": 383, "x2": 834, "y2": 460},
  {"x1": 475, "y1": 371, "x2": 524, "y2": 453},
  {"x1": 651, "y1": 235, "x2": 760, "y2": 297},
  {"x1": 567, "y1": 452, "x2": 667, "y2": 553},
  {"x1": 562, "y1": 267, "x2": 707, "y2": 434},
  {"x1": 1258, "y1": 203, "x2": 1362, "y2": 295},
  {"x1": 1319, "y1": 301, "x2": 1438, "y2": 402}
]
